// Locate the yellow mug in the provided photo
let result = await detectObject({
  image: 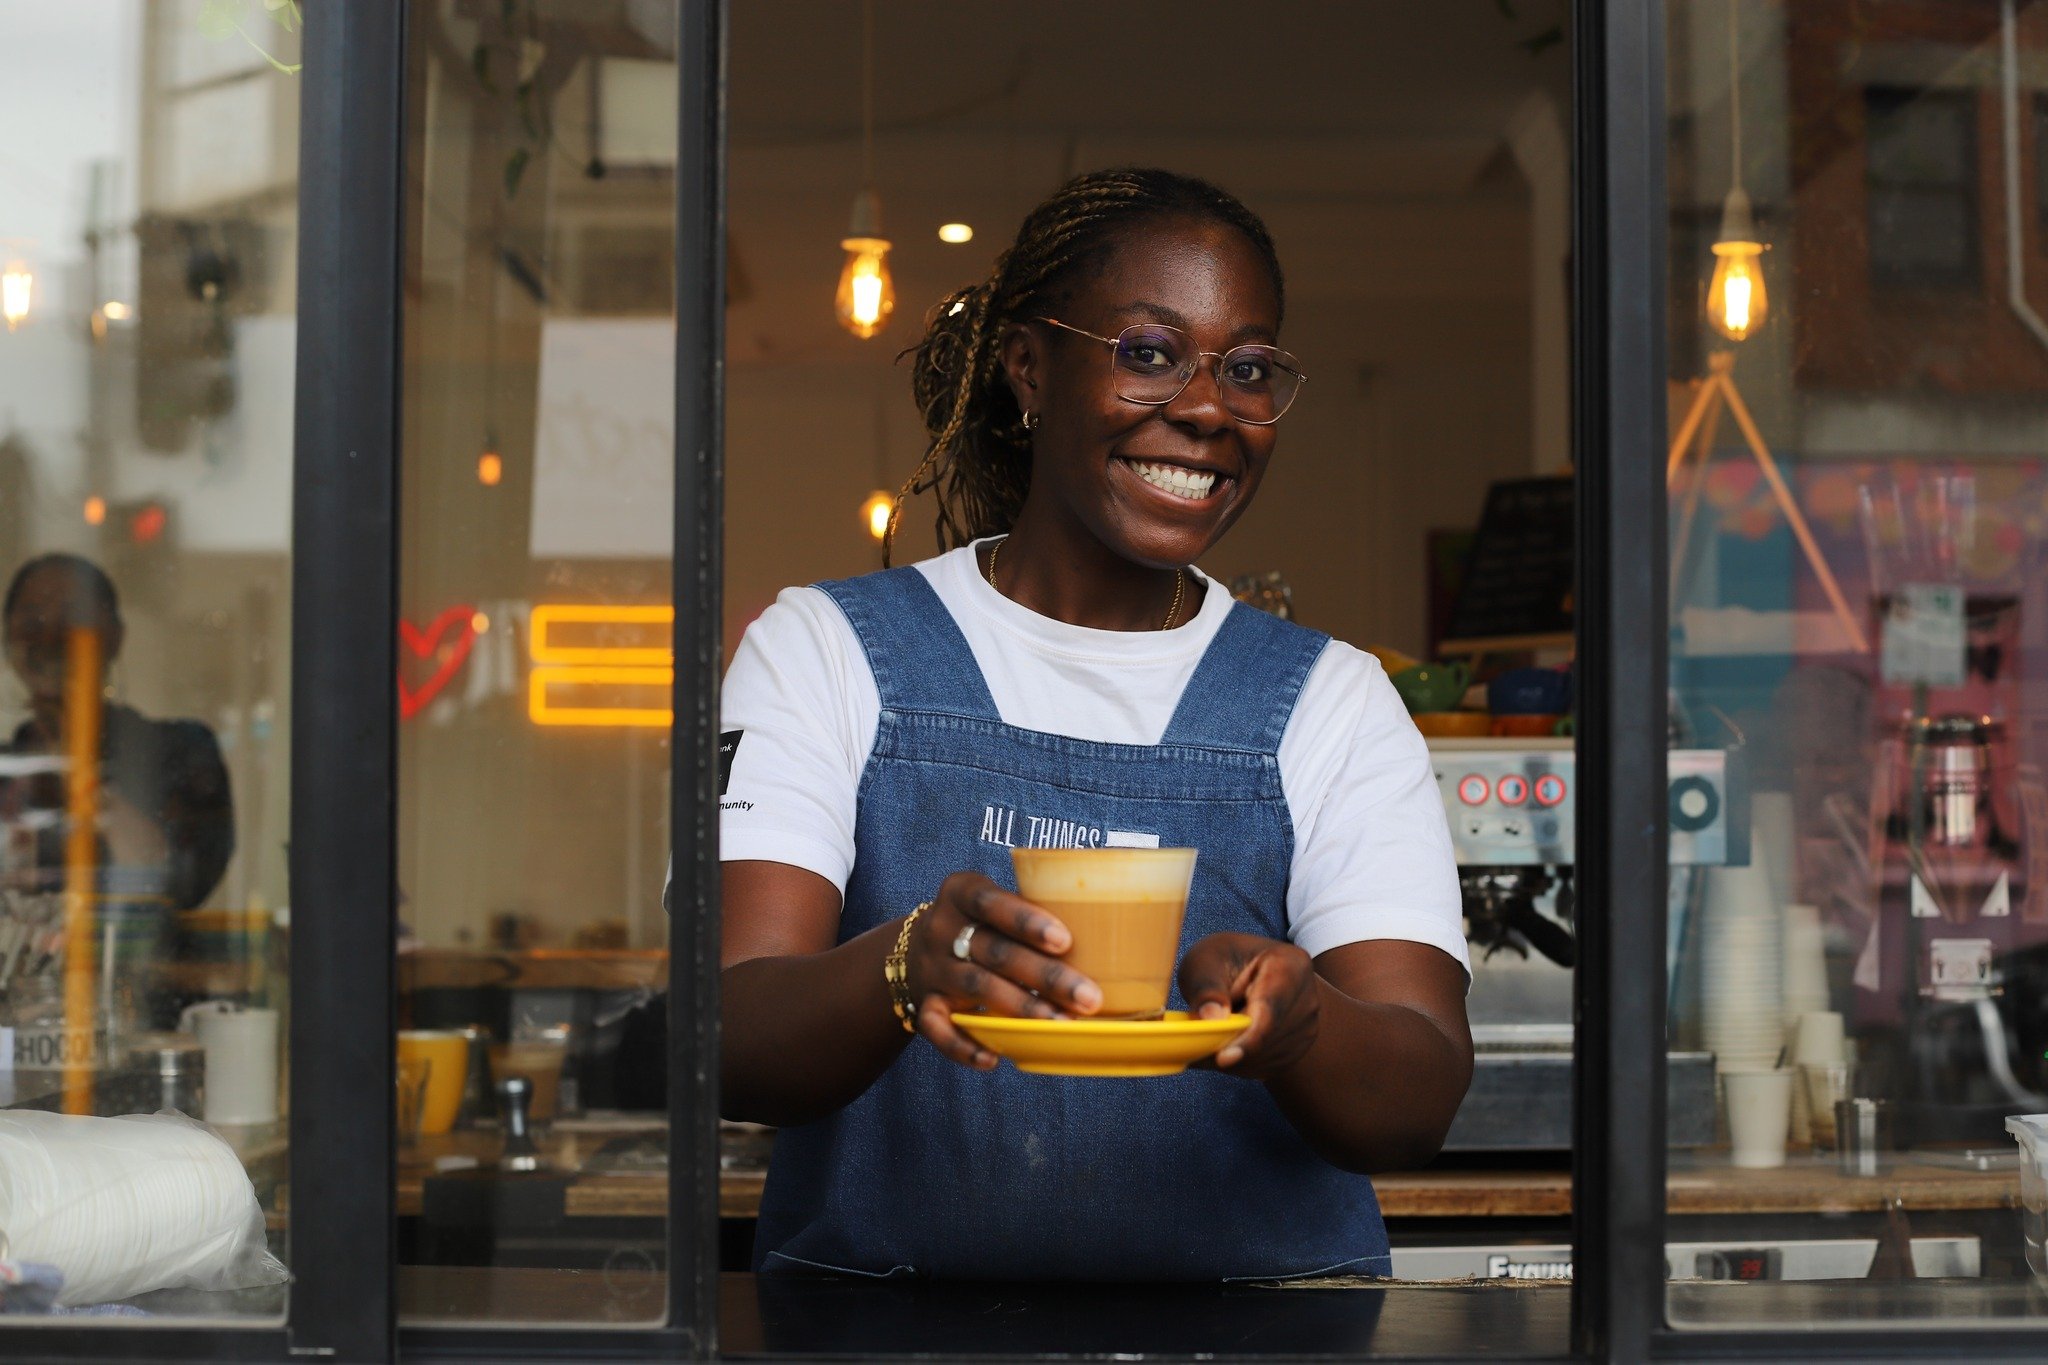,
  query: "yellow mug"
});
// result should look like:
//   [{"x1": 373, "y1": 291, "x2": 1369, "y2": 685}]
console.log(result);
[{"x1": 397, "y1": 1030, "x2": 470, "y2": 1135}]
